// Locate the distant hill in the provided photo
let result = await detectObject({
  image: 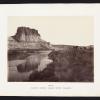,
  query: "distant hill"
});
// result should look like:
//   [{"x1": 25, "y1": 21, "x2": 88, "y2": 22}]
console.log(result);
[{"x1": 52, "y1": 44, "x2": 93, "y2": 51}]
